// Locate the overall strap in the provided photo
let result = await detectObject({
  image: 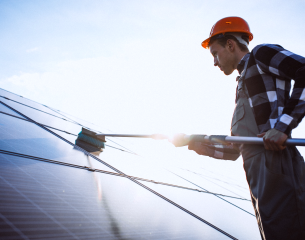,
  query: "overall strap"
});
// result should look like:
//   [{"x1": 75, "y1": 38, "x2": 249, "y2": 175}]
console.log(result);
[{"x1": 235, "y1": 57, "x2": 250, "y2": 103}]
